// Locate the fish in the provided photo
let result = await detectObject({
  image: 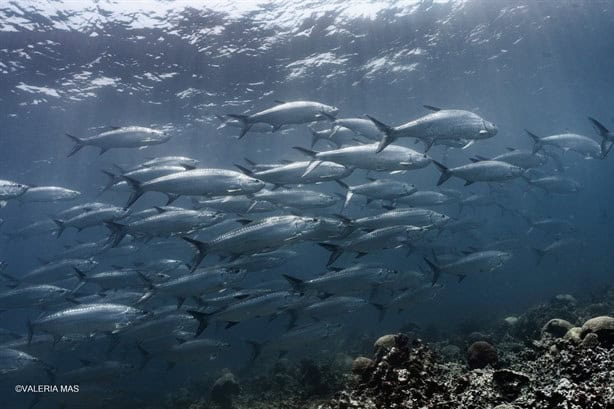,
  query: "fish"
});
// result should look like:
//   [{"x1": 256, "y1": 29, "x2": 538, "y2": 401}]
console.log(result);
[
  {"x1": 0, "y1": 179, "x2": 29, "y2": 206},
  {"x1": 18, "y1": 186, "x2": 81, "y2": 203},
  {"x1": 105, "y1": 207, "x2": 226, "y2": 247},
  {"x1": 318, "y1": 225, "x2": 430, "y2": 265},
  {"x1": 330, "y1": 117, "x2": 383, "y2": 141},
  {"x1": 366, "y1": 105, "x2": 497, "y2": 152},
  {"x1": 0, "y1": 285, "x2": 72, "y2": 310},
  {"x1": 12, "y1": 258, "x2": 98, "y2": 285},
  {"x1": 251, "y1": 189, "x2": 340, "y2": 210},
  {"x1": 192, "y1": 196, "x2": 277, "y2": 214},
  {"x1": 526, "y1": 218, "x2": 576, "y2": 235},
  {"x1": 102, "y1": 165, "x2": 193, "y2": 192},
  {"x1": 424, "y1": 250, "x2": 512, "y2": 284},
  {"x1": 0, "y1": 348, "x2": 52, "y2": 380},
  {"x1": 58, "y1": 360, "x2": 134, "y2": 385},
  {"x1": 226, "y1": 100, "x2": 339, "y2": 138},
  {"x1": 284, "y1": 264, "x2": 399, "y2": 296},
  {"x1": 394, "y1": 190, "x2": 457, "y2": 207},
  {"x1": 138, "y1": 337, "x2": 230, "y2": 369},
  {"x1": 126, "y1": 156, "x2": 200, "y2": 170},
  {"x1": 216, "y1": 113, "x2": 276, "y2": 133},
  {"x1": 182, "y1": 215, "x2": 323, "y2": 270},
  {"x1": 352, "y1": 208, "x2": 450, "y2": 230},
  {"x1": 335, "y1": 178, "x2": 417, "y2": 209},
  {"x1": 28, "y1": 303, "x2": 150, "y2": 344},
  {"x1": 309, "y1": 125, "x2": 362, "y2": 148},
  {"x1": 526, "y1": 130, "x2": 607, "y2": 159},
  {"x1": 433, "y1": 159, "x2": 524, "y2": 186},
  {"x1": 72, "y1": 268, "x2": 151, "y2": 292},
  {"x1": 293, "y1": 143, "x2": 431, "y2": 175},
  {"x1": 137, "y1": 267, "x2": 245, "y2": 308},
  {"x1": 526, "y1": 176, "x2": 581, "y2": 194},
  {"x1": 247, "y1": 322, "x2": 342, "y2": 360},
  {"x1": 300, "y1": 297, "x2": 379, "y2": 322},
  {"x1": 123, "y1": 168, "x2": 265, "y2": 208},
  {"x1": 473, "y1": 148, "x2": 547, "y2": 169},
  {"x1": 65, "y1": 126, "x2": 171, "y2": 156},
  {"x1": 235, "y1": 160, "x2": 351, "y2": 186},
  {"x1": 52, "y1": 205, "x2": 130, "y2": 237},
  {"x1": 187, "y1": 290, "x2": 301, "y2": 333},
  {"x1": 4, "y1": 219, "x2": 58, "y2": 239},
  {"x1": 532, "y1": 238, "x2": 583, "y2": 265}
]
